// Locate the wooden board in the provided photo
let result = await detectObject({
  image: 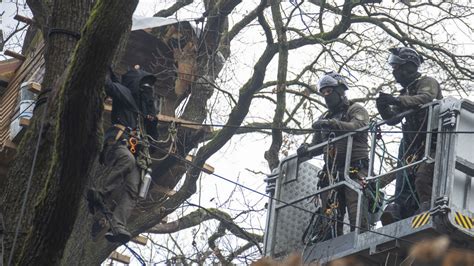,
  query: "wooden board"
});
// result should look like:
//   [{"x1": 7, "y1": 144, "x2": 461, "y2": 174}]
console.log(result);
[
  {"x1": 4, "y1": 50, "x2": 26, "y2": 61},
  {"x1": 26, "y1": 82, "x2": 41, "y2": 94},
  {"x1": 185, "y1": 154, "x2": 214, "y2": 174},
  {"x1": 157, "y1": 114, "x2": 211, "y2": 132},
  {"x1": 131, "y1": 235, "x2": 148, "y2": 246},
  {"x1": 19, "y1": 117, "x2": 30, "y2": 127},
  {"x1": 109, "y1": 251, "x2": 130, "y2": 264},
  {"x1": 0, "y1": 41, "x2": 45, "y2": 150}
]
